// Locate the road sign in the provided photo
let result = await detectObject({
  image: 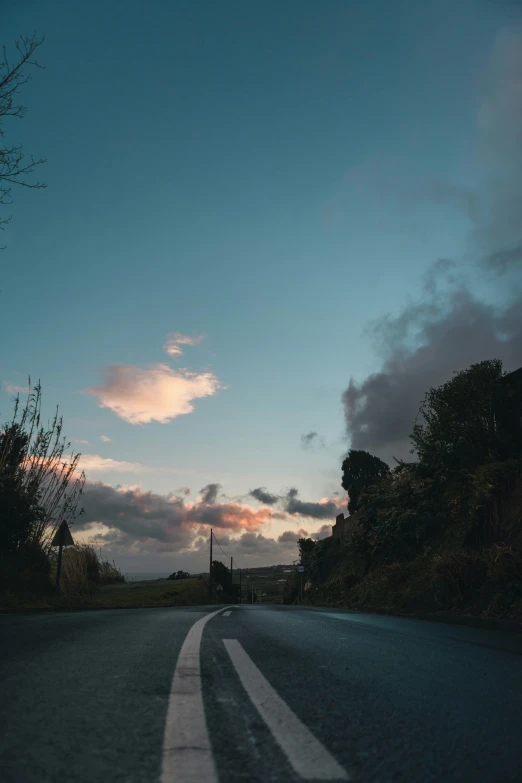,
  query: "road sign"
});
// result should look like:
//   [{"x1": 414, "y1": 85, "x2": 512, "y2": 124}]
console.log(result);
[
  {"x1": 51, "y1": 520, "x2": 74, "y2": 547},
  {"x1": 216, "y1": 584, "x2": 223, "y2": 591},
  {"x1": 297, "y1": 565, "x2": 304, "y2": 573}
]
